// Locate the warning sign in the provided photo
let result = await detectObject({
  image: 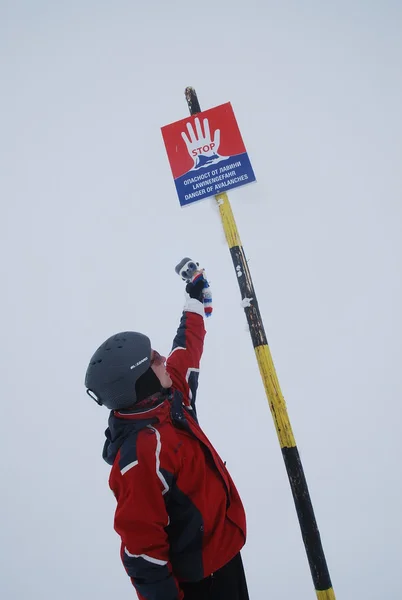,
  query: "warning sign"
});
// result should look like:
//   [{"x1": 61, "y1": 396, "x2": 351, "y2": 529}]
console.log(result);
[{"x1": 161, "y1": 102, "x2": 256, "y2": 206}]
